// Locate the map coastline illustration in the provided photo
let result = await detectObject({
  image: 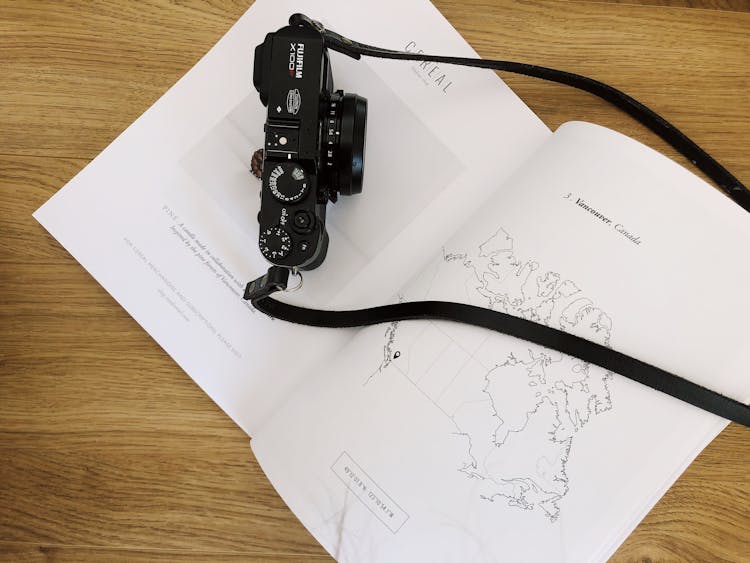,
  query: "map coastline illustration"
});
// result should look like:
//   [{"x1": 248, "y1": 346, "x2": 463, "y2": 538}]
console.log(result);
[{"x1": 368, "y1": 227, "x2": 615, "y2": 522}]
